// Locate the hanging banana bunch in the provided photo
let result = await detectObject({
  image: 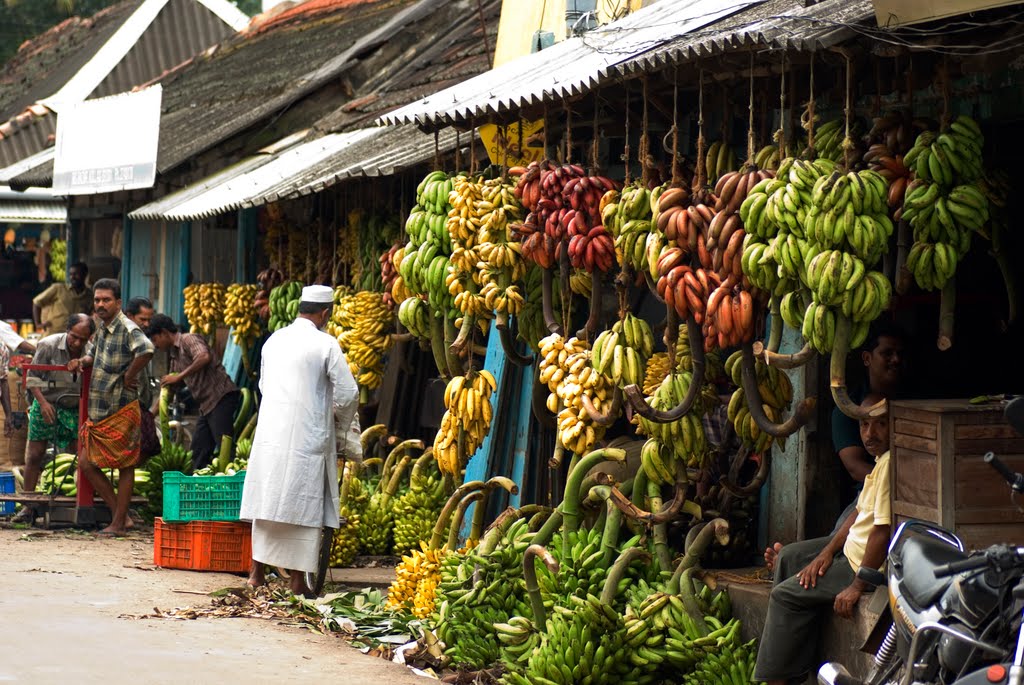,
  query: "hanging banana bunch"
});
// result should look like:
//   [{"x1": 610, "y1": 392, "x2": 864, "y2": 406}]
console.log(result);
[
  {"x1": 477, "y1": 177, "x2": 528, "y2": 317},
  {"x1": 538, "y1": 333, "x2": 613, "y2": 455},
  {"x1": 329, "y1": 289, "x2": 393, "y2": 390},
  {"x1": 224, "y1": 283, "x2": 261, "y2": 350},
  {"x1": 48, "y1": 238, "x2": 67, "y2": 281},
  {"x1": 433, "y1": 370, "x2": 497, "y2": 477},
  {"x1": 724, "y1": 350, "x2": 792, "y2": 453},
  {"x1": 591, "y1": 312, "x2": 654, "y2": 388},
  {"x1": 183, "y1": 283, "x2": 226, "y2": 336}
]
